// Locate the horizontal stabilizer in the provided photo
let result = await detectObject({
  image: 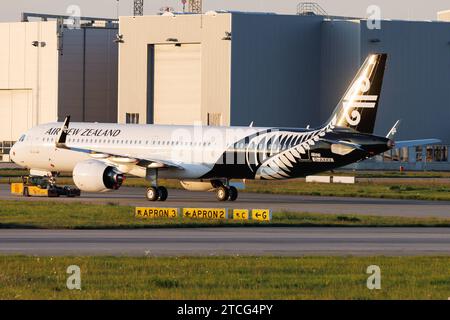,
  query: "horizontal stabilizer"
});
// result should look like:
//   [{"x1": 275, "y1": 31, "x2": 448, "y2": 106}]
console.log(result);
[{"x1": 395, "y1": 139, "x2": 441, "y2": 149}]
